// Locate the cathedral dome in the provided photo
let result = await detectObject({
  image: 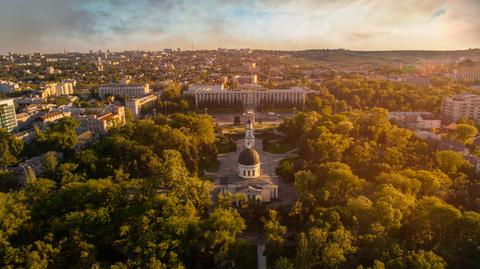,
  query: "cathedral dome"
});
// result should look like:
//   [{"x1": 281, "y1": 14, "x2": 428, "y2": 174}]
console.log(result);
[{"x1": 238, "y1": 148, "x2": 260, "y2": 166}]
